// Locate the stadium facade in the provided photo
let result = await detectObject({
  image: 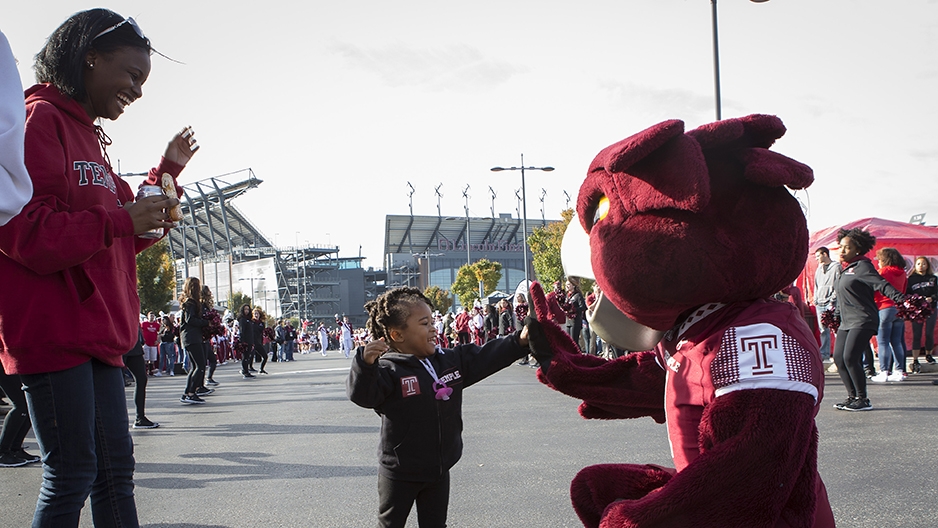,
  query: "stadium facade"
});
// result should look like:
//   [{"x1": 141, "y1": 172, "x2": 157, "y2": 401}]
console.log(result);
[{"x1": 163, "y1": 169, "x2": 556, "y2": 326}]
